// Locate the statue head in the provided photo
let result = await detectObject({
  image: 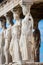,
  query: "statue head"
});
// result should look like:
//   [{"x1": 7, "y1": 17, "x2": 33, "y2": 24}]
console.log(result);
[
  {"x1": 0, "y1": 16, "x2": 6, "y2": 29},
  {"x1": 13, "y1": 4, "x2": 23, "y2": 20},
  {"x1": 20, "y1": 2, "x2": 32, "y2": 16},
  {"x1": 6, "y1": 11, "x2": 14, "y2": 25},
  {"x1": 22, "y1": 5, "x2": 29, "y2": 16}
]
